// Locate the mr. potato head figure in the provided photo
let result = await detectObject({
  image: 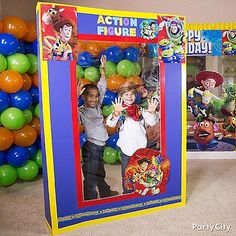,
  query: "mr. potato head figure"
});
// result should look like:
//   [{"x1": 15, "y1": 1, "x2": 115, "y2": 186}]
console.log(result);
[{"x1": 193, "y1": 116, "x2": 219, "y2": 150}]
